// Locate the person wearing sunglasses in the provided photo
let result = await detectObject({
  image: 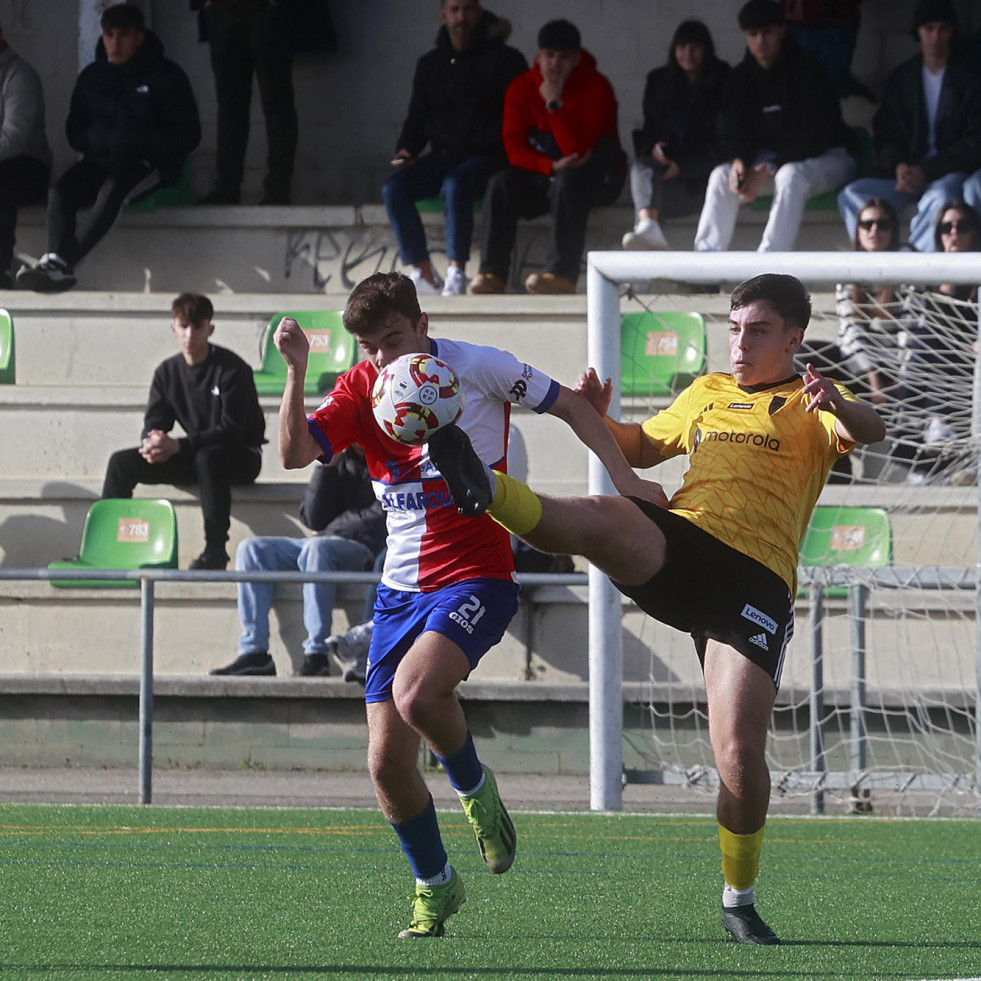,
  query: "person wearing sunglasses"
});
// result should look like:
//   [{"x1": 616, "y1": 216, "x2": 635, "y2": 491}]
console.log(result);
[
  {"x1": 899, "y1": 200, "x2": 980, "y2": 483},
  {"x1": 837, "y1": 0, "x2": 981, "y2": 254}
]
